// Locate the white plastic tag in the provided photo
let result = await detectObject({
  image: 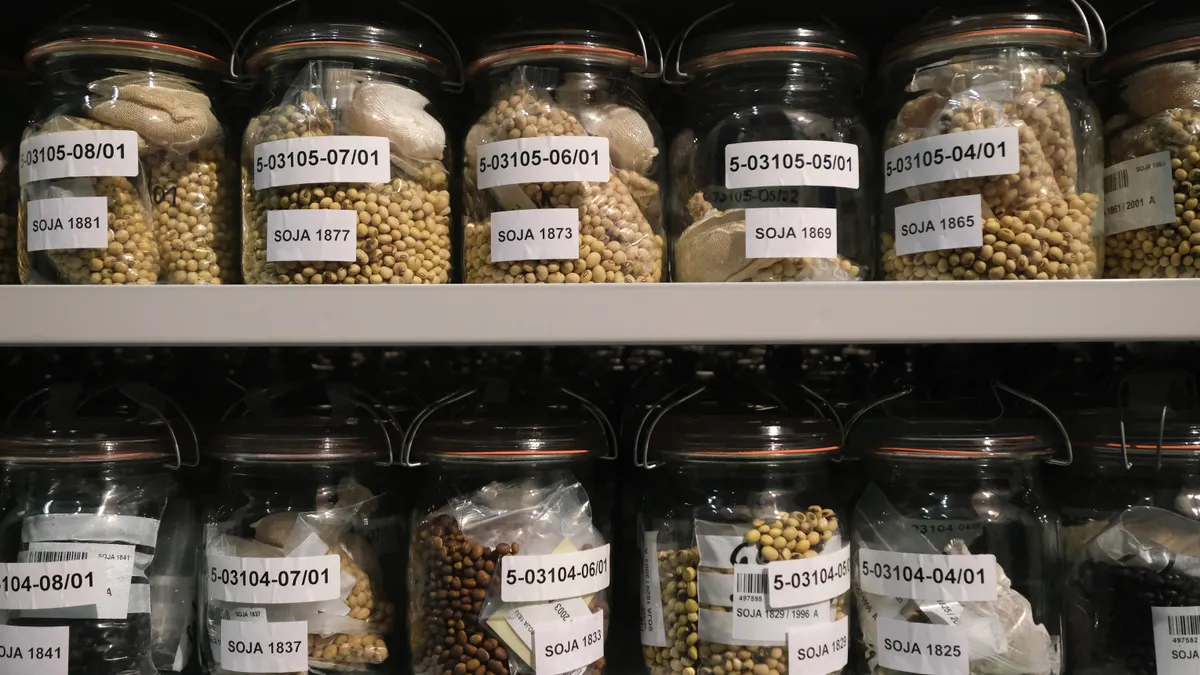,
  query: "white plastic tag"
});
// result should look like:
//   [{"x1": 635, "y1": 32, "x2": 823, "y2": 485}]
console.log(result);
[
  {"x1": 25, "y1": 197, "x2": 109, "y2": 252},
  {"x1": 884, "y1": 127, "x2": 1020, "y2": 193},
  {"x1": 23, "y1": 514, "x2": 160, "y2": 546},
  {"x1": 726, "y1": 140, "x2": 859, "y2": 189},
  {"x1": 1105, "y1": 151, "x2": 1176, "y2": 235},
  {"x1": 19, "y1": 542, "x2": 139, "y2": 618},
  {"x1": 476, "y1": 136, "x2": 611, "y2": 189},
  {"x1": 253, "y1": 136, "x2": 390, "y2": 190},
  {"x1": 489, "y1": 208, "x2": 579, "y2": 264},
  {"x1": 220, "y1": 620, "x2": 308, "y2": 673},
  {"x1": 1153, "y1": 606, "x2": 1200, "y2": 675},
  {"x1": 501, "y1": 544, "x2": 610, "y2": 603},
  {"x1": 505, "y1": 597, "x2": 592, "y2": 655},
  {"x1": 697, "y1": 535, "x2": 744, "y2": 569},
  {"x1": 876, "y1": 618, "x2": 968, "y2": 675},
  {"x1": 894, "y1": 194, "x2": 984, "y2": 256},
  {"x1": 266, "y1": 209, "x2": 357, "y2": 263},
  {"x1": 0, "y1": 560, "x2": 110, "y2": 610},
  {"x1": 767, "y1": 545, "x2": 852, "y2": 609},
  {"x1": 640, "y1": 531, "x2": 668, "y2": 647},
  {"x1": 788, "y1": 616, "x2": 850, "y2": 675},
  {"x1": 19, "y1": 130, "x2": 140, "y2": 185},
  {"x1": 206, "y1": 554, "x2": 341, "y2": 604},
  {"x1": 745, "y1": 207, "x2": 838, "y2": 259},
  {"x1": 732, "y1": 564, "x2": 829, "y2": 645},
  {"x1": 533, "y1": 608, "x2": 605, "y2": 675},
  {"x1": 857, "y1": 549, "x2": 997, "y2": 602},
  {"x1": 0, "y1": 625, "x2": 69, "y2": 675}
]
